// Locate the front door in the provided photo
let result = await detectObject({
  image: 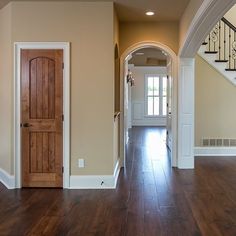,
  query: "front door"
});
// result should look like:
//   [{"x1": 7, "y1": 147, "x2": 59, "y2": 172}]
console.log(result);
[{"x1": 21, "y1": 49, "x2": 63, "y2": 187}]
